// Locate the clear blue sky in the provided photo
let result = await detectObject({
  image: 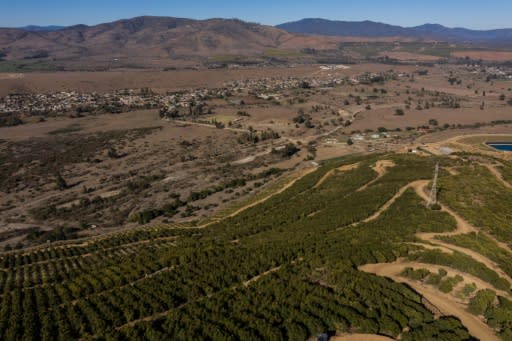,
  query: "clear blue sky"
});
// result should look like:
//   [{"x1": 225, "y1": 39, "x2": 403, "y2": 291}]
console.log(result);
[{"x1": 3, "y1": 0, "x2": 512, "y2": 30}]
